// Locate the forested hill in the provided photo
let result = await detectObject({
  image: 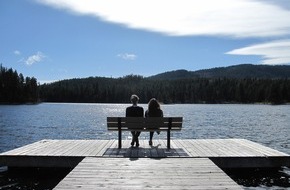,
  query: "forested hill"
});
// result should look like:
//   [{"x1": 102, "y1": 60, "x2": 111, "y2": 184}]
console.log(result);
[
  {"x1": 149, "y1": 64, "x2": 290, "y2": 80},
  {"x1": 39, "y1": 64, "x2": 290, "y2": 104}
]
